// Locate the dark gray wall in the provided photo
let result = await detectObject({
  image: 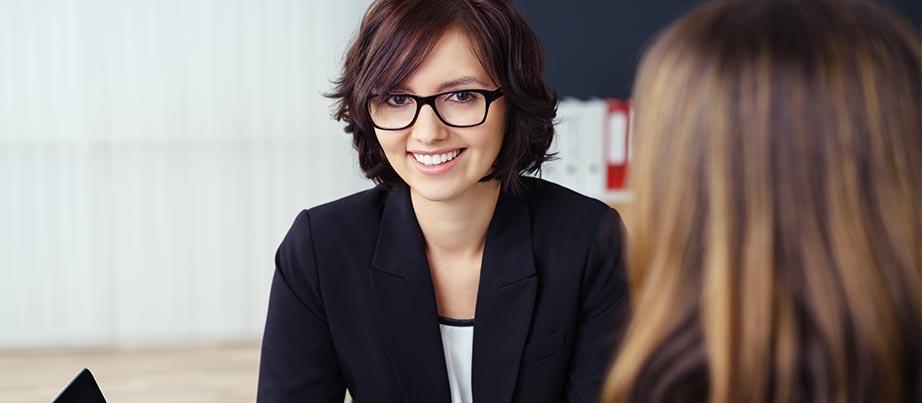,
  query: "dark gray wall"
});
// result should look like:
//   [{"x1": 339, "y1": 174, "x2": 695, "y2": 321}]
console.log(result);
[{"x1": 514, "y1": 0, "x2": 921, "y2": 99}]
